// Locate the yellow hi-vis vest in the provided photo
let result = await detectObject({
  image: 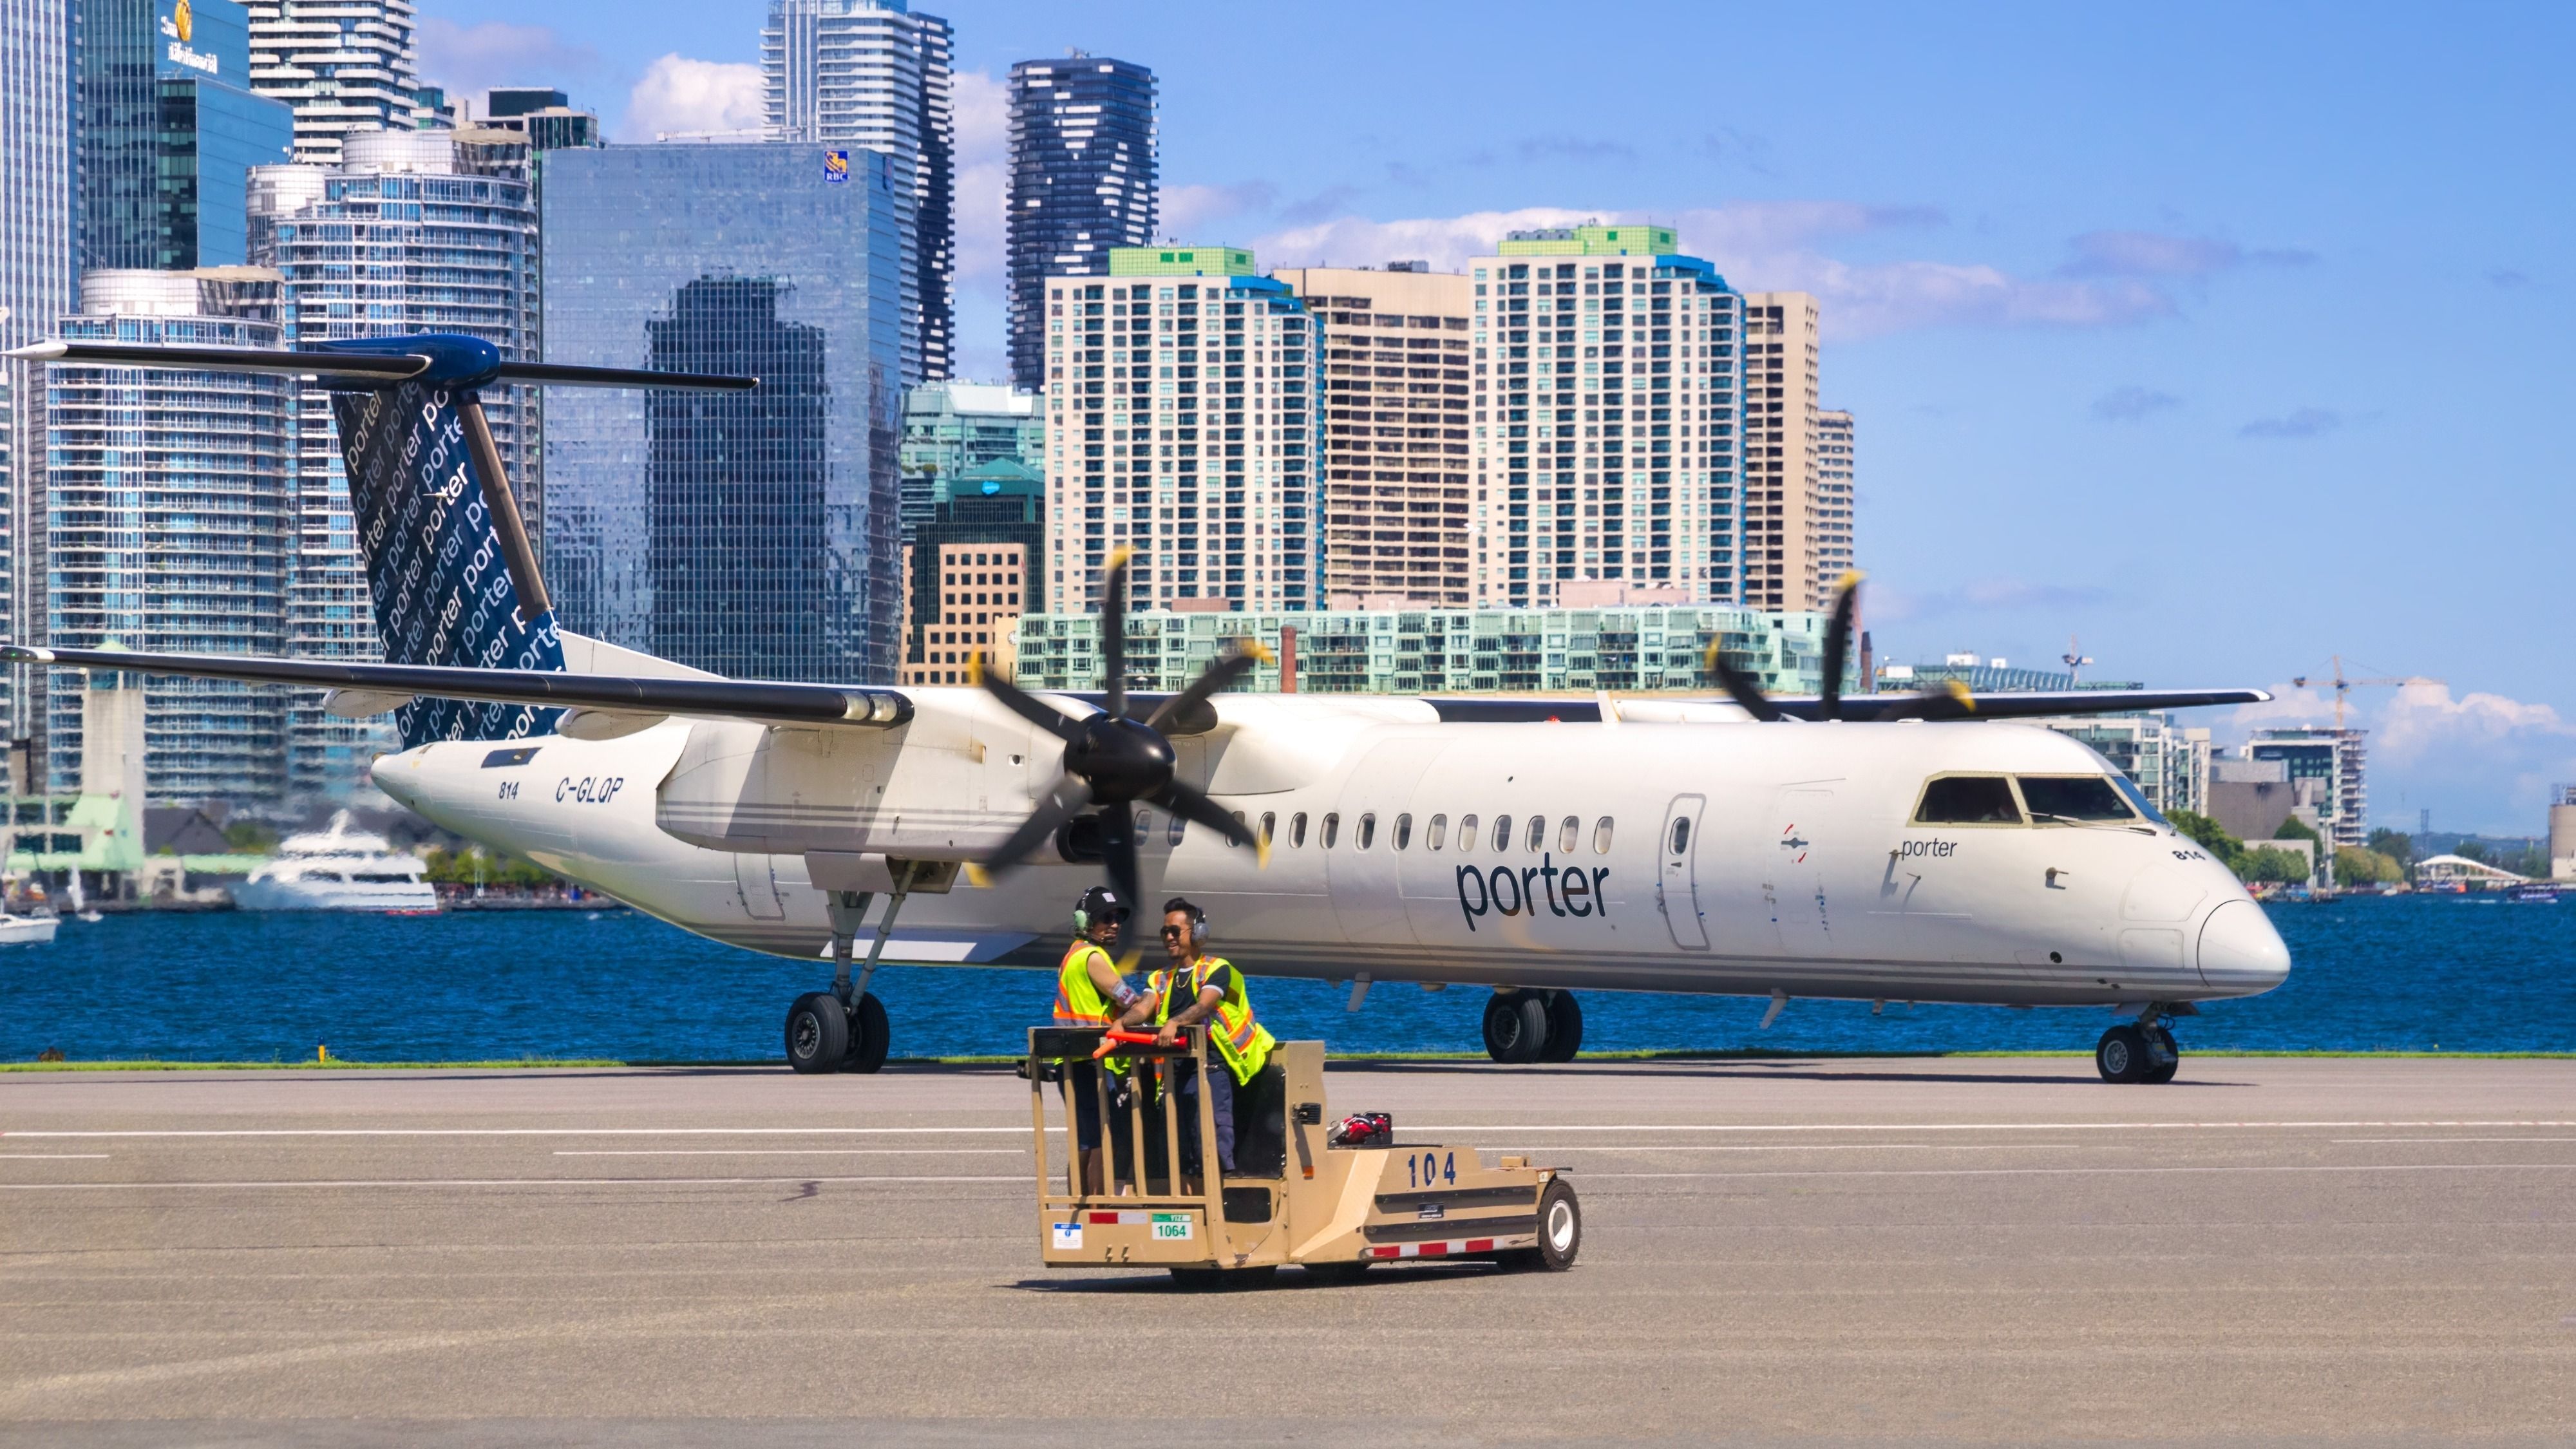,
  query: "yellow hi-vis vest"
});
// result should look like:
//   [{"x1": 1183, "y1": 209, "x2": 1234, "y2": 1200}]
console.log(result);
[
  {"x1": 1151, "y1": 954, "x2": 1274, "y2": 1086},
  {"x1": 1056, "y1": 940, "x2": 1131, "y2": 1075}
]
